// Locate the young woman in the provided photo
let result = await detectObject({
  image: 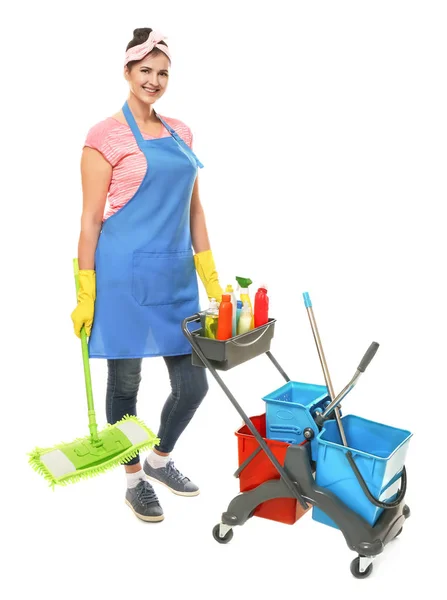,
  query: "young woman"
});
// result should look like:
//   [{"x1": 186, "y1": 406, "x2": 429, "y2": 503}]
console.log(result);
[{"x1": 71, "y1": 28, "x2": 223, "y2": 522}]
